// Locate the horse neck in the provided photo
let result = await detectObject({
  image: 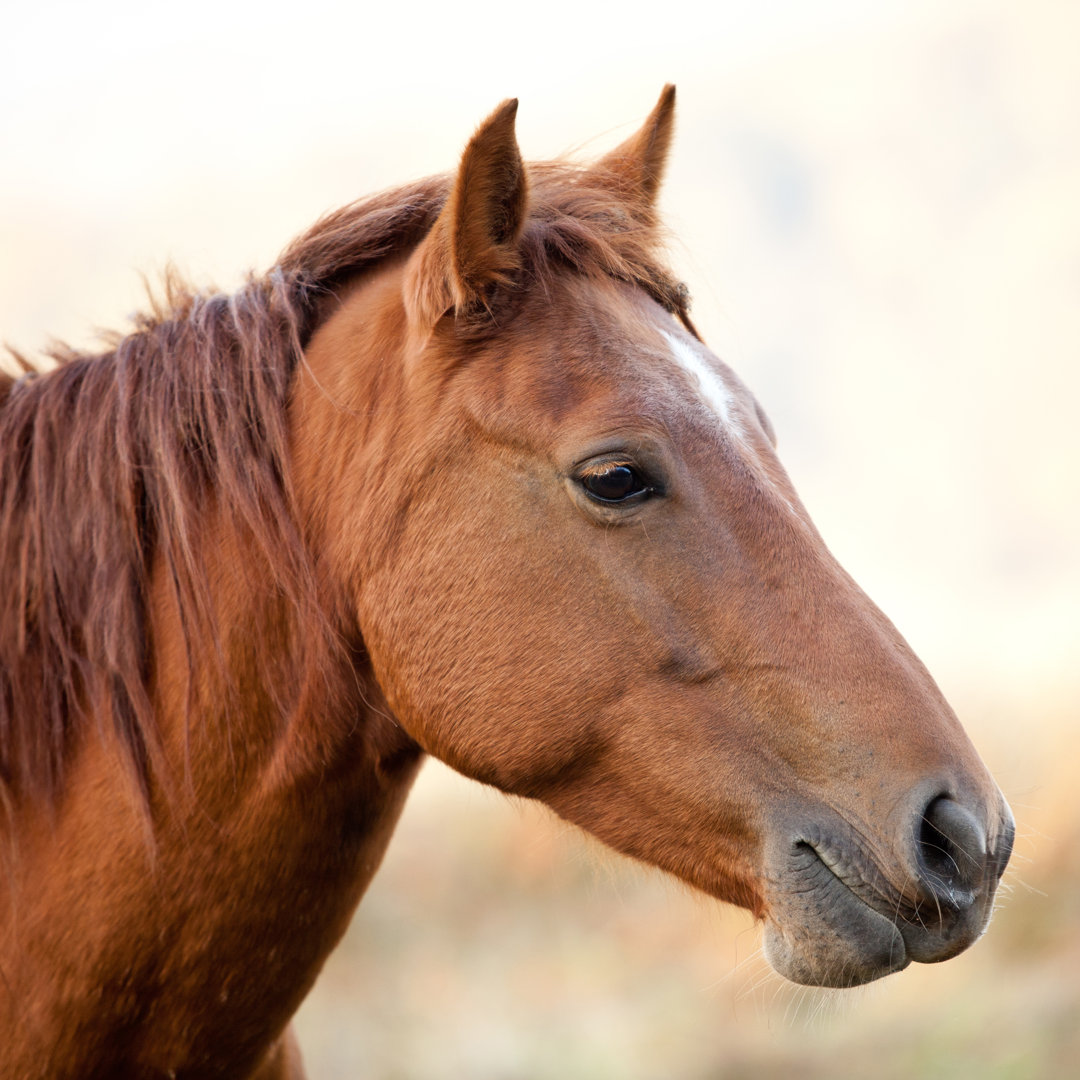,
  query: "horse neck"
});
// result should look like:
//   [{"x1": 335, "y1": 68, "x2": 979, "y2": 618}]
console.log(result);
[
  {"x1": 141, "y1": 476, "x2": 421, "y2": 820},
  {"x1": 1, "y1": 381, "x2": 423, "y2": 1080}
]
